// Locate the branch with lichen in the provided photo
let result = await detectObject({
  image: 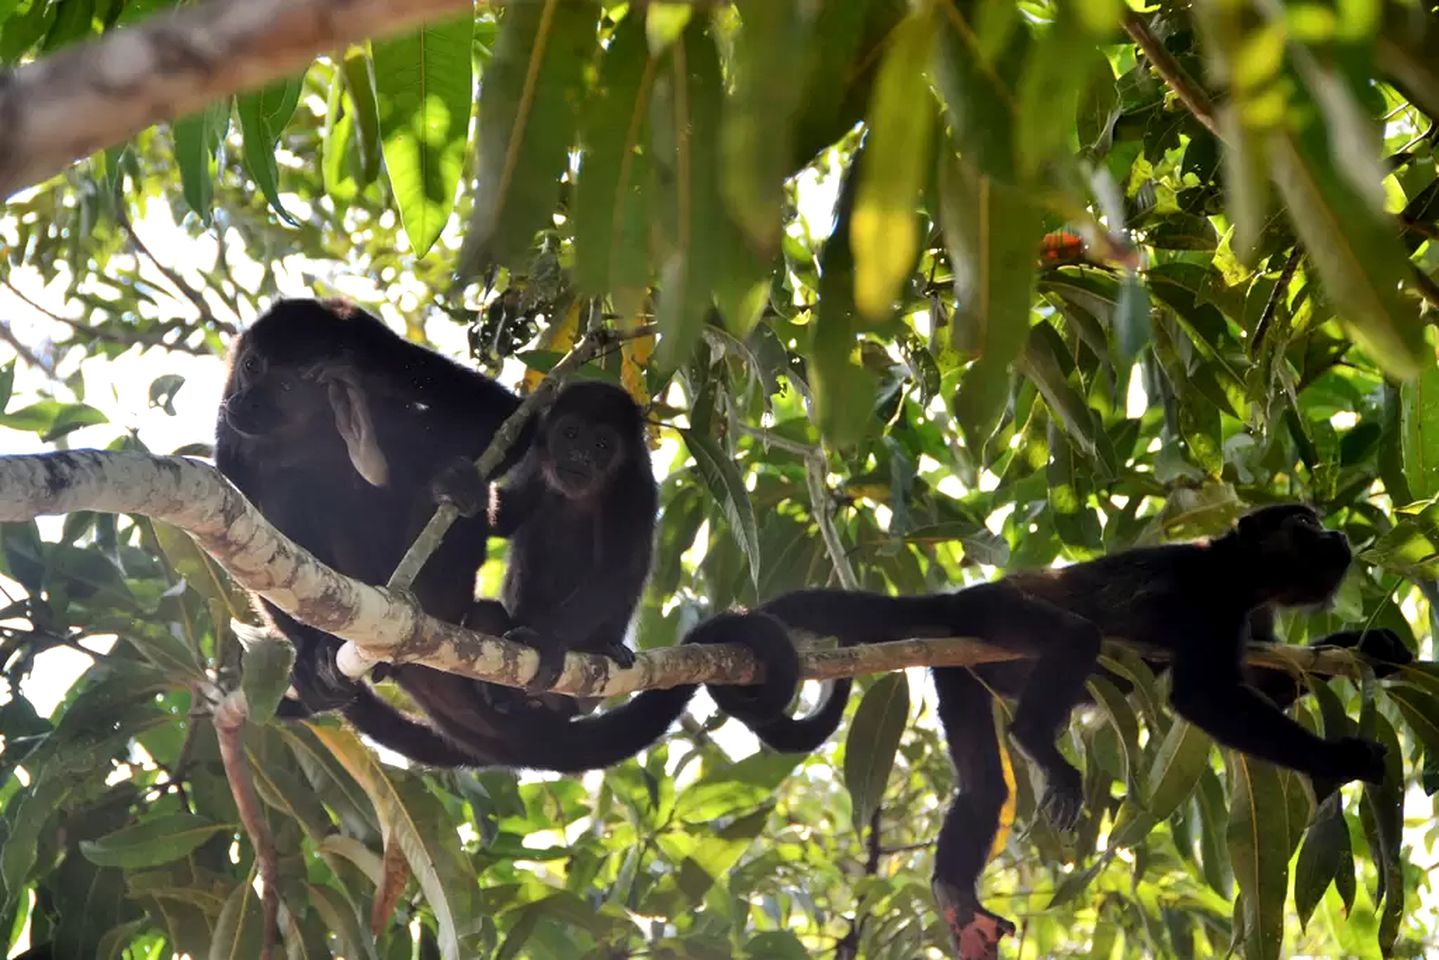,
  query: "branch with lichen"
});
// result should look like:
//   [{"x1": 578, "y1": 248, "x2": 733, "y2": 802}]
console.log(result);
[{"x1": 0, "y1": 449, "x2": 1387, "y2": 701}]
